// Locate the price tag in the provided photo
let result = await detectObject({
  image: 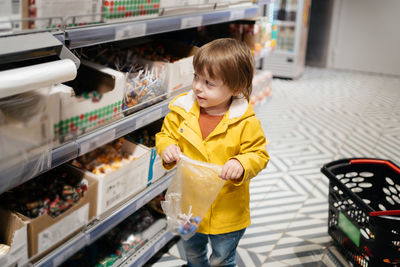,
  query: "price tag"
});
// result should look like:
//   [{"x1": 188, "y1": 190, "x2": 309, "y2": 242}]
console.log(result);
[
  {"x1": 136, "y1": 192, "x2": 153, "y2": 209},
  {"x1": 53, "y1": 237, "x2": 87, "y2": 266},
  {"x1": 136, "y1": 108, "x2": 162, "y2": 130},
  {"x1": 229, "y1": 10, "x2": 245, "y2": 21},
  {"x1": 79, "y1": 129, "x2": 116, "y2": 156},
  {"x1": 115, "y1": 23, "x2": 146, "y2": 40},
  {"x1": 181, "y1": 16, "x2": 203, "y2": 29}
]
